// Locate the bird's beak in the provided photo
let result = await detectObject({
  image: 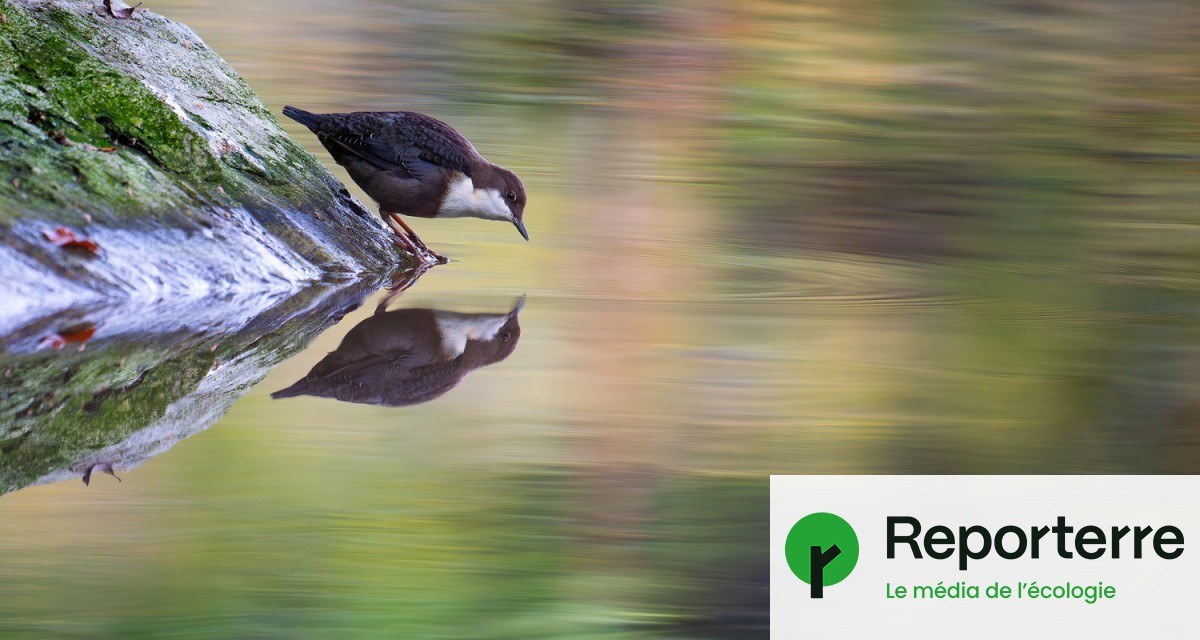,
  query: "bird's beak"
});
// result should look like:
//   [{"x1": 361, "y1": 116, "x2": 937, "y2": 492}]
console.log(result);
[
  {"x1": 513, "y1": 218, "x2": 529, "y2": 241},
  {"x1": 510, "y1": 294, "x2": 526, "y2": 316}
]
